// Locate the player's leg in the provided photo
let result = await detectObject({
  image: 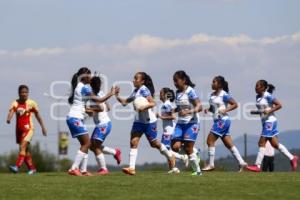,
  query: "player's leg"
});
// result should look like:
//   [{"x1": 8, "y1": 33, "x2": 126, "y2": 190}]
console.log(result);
[
  {"x1": 246, "y1": 136, "x2": 267, "y2": 172},
  {"x1": 10, "y1": 141, "x2": 29, "y2": 173},
  {"x1": 270, "y1": 136, "x2": 298, "y2": 171},
  {"x1": 222, "y1": 135, "x2": 247, "y2": 171},
  {"x1": 202, "y1": 133, "x2": 218, "y2": 171},
  {"x1": 25, "y1": 144, "x2": 37, "y2": 175}
]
